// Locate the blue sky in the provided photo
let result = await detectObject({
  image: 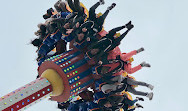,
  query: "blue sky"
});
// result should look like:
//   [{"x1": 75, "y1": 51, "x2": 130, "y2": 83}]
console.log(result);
[{"x1": 0, "y1": 0, "x2": 188, "y2": 111}]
